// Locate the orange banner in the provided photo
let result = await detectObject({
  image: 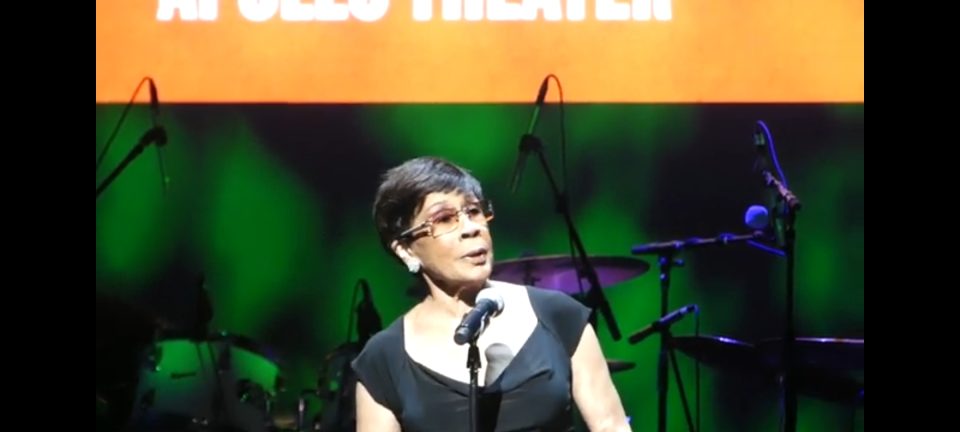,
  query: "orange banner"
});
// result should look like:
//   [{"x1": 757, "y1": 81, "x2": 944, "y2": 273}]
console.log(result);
[{"x1": 96, "y1": 0, "x2": 863, "y2": 103}]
